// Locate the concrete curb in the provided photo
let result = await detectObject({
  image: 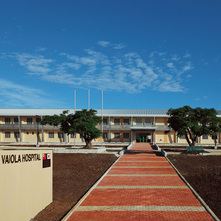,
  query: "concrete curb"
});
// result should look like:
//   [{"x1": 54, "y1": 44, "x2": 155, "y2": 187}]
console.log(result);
[
  {"x1": 61, "y1": 142, "x2": 134, "y2": 221},
  {"x1": 166, "y1": 156, "x2": 220, "y2": 221},
  {"x1": 119, "y1": 141, "x2": 135, "y2": 156}
]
